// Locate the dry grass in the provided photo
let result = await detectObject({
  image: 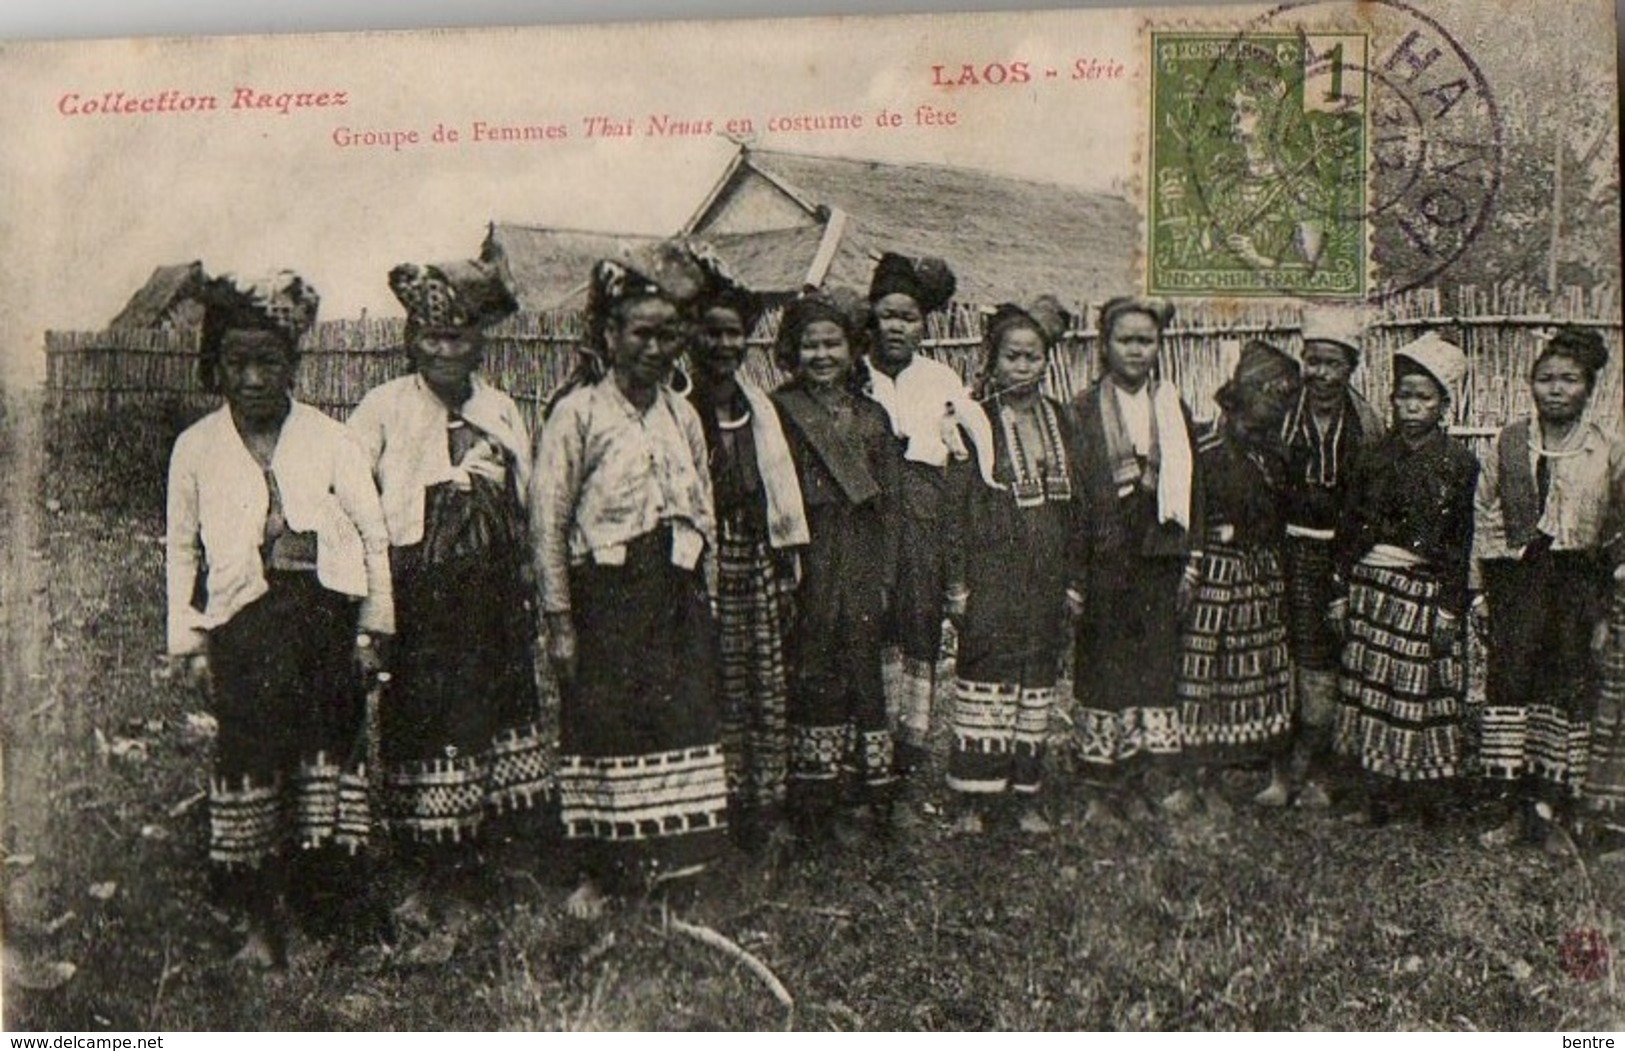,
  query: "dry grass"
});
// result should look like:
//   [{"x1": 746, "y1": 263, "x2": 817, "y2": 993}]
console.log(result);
[{"x1": 5, "y1": 396, "x2": 1624, "y2": 1031}]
